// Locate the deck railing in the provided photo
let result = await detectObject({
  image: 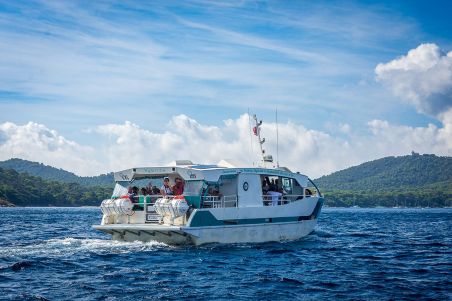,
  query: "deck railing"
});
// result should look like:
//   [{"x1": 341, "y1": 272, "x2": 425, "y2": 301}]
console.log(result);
[
  {"x1": 128, "y1": 192, "x2": 310, "y2": 211},
  {"x1": 262, "y1": 194, "x2": 305, "y2": 206},
  {"x1": 201, "y1": 195, "x2": 238, "y2": 208}
]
